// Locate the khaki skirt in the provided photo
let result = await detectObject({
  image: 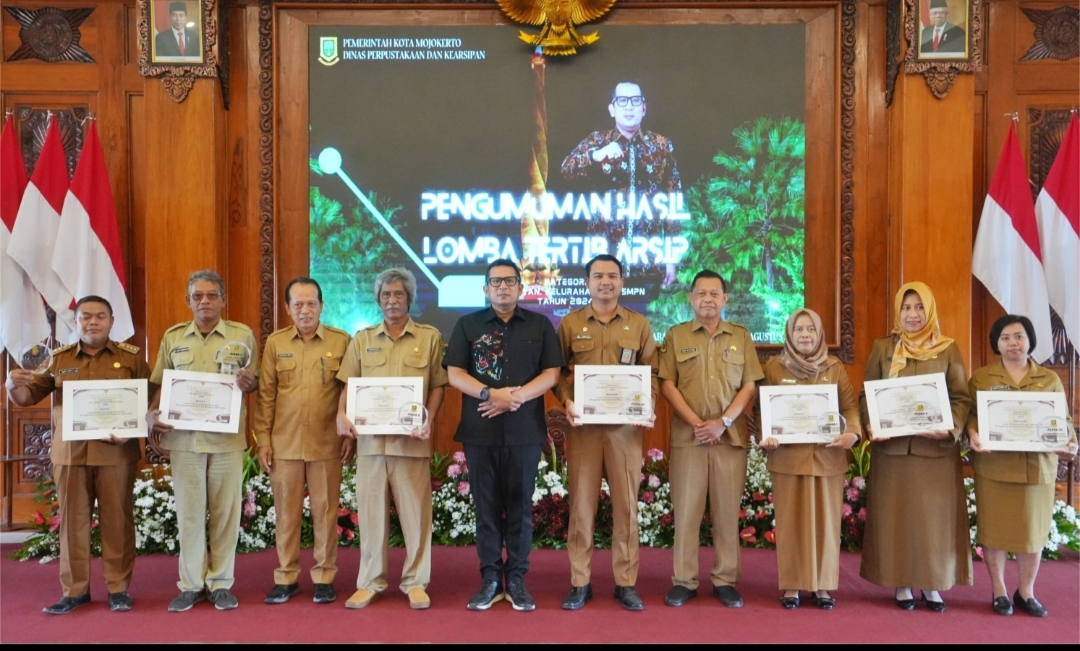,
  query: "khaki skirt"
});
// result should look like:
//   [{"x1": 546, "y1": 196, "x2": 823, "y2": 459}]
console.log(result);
[
  {"x1": 859, "y1": 452, "x2": 973, "y2": 590},
  {"x1": 974, "y1": 474, "x2": 1055, "y2": 554},
  {"x1": 771, "y1": 472, "x2": 844, "y2": 591}
]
